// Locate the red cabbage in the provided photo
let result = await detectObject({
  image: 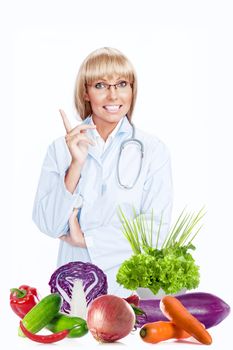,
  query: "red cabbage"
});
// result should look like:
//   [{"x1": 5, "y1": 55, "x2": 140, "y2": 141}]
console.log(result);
[{"x1": 49, "y1": 261, "x2": 108, "y2": 314}]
